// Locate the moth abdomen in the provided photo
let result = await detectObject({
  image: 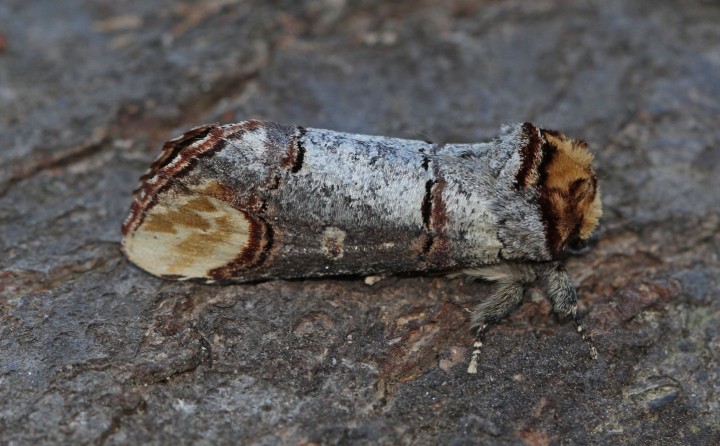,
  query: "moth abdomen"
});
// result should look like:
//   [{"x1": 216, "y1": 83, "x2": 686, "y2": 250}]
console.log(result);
[{"x1": 121, "y1": 120, "x2": 601, "y2": 288}]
